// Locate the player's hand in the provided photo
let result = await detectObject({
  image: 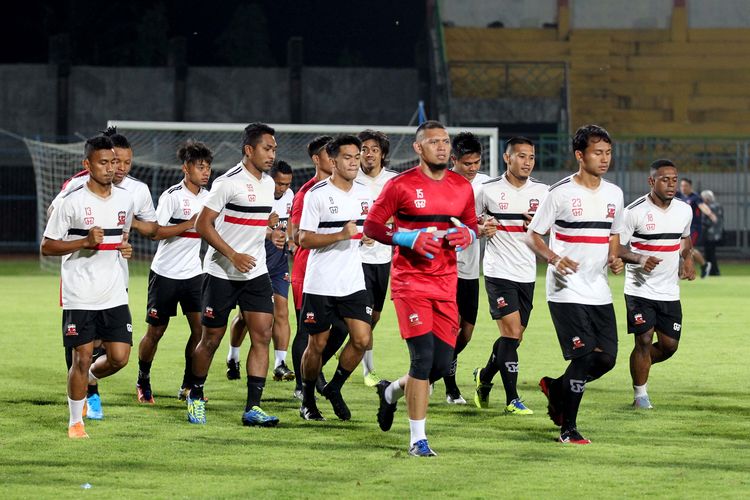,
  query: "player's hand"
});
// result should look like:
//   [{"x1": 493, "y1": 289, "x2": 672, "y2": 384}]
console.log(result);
[
  {"x1": 361, "y1": 234, "x2": 376, "y2": 246},
  {"x1": 551, "y1": 255, "x2": 579, "y2": 279},
  {"x1": 639, "y1": 255, "x2": 662, "y2": 273},
  {"x1": 230, "y1": 251, "x2": 256, "y2": 273},
  {"x1": 268, "y1": 211, "x2": 279, "y2": 228},
  {"x1": 446, "y1": 217, "x2": 476, "y2": 251},
  {"x1": 608, "y1": 255, "x2": 624, "y2": 275},
  {"x1": 85, "y1": 226, "x2": 104, "y2": 248},
  {"x1": 288, "y1": 240, "x2": 297, "y2": 255},
  {"x1": 483, "y1": 217, "x2": 498, "y2": 238},
  {"x1": 680, "y1": 255, "x2": 696, "y2": 281},
  {"x1": 522, "y1": 212, "x2": 534, "y2": 230},
  {"x1": 188, "y1": 213, "x2": 198, "y2": 228},
  {"x1": 340, "y1": 220, "x2": 359, "y2": 240},
  {"x1": 271, "y1": 228, "x2": 286, "y2": 249},
  {"x1": 392, "y1": 229, "x2": 442, "y2": 259},
  {"x1": 117, "y1": 239, "x2": 132, "y2": 259}
]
